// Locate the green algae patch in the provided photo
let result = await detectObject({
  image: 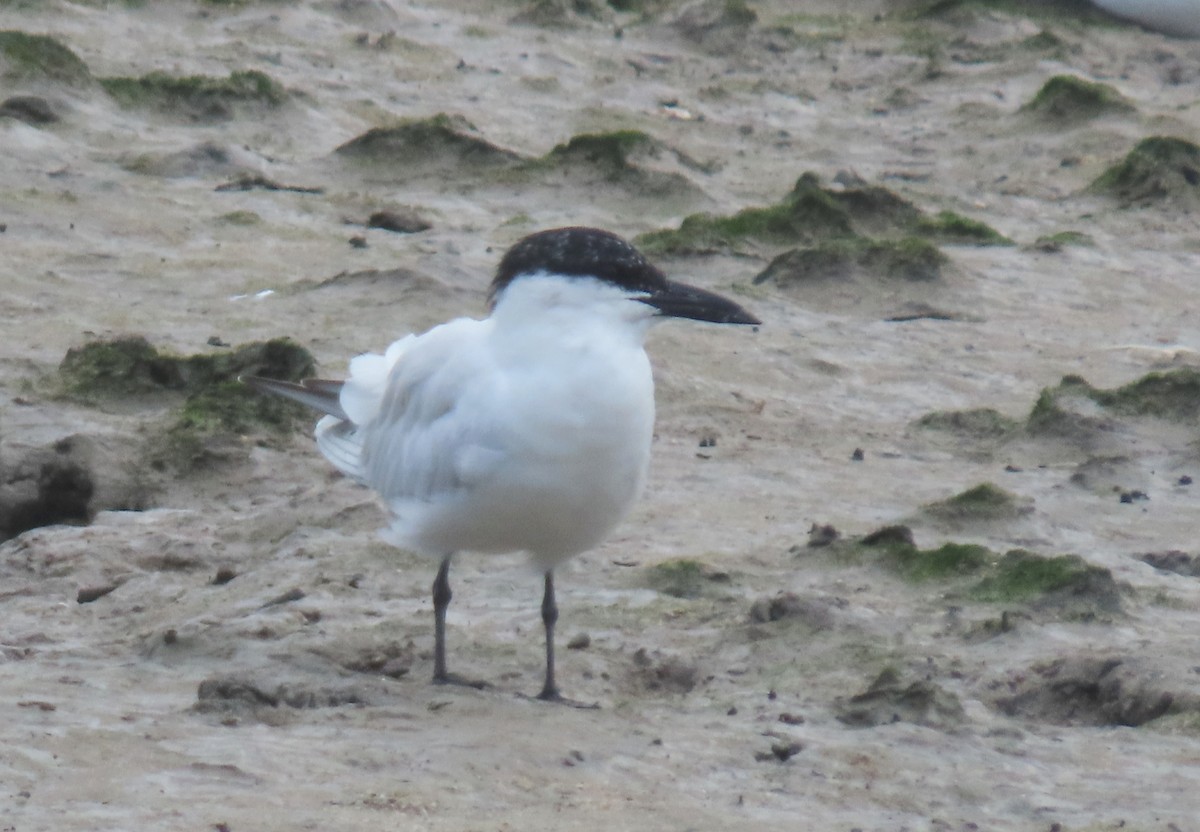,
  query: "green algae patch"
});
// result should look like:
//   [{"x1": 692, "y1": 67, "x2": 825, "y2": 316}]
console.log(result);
[
  {"x1": 856, "y1": 525, "x2": 1121, "y2": 615},
  {"x1": 528, "y1": 129, "x2": 707, "y2": 198},
  {"x1": 100, "y1": 70, "x2": 284, "y2": 120},
  {"x1": 336, "y1": 113, "x2": 522, "y2": 171},
  {"x1": 915, "y1": 407, "x2": 1020, "y2": 440},
  {"x1": 1091, "y1": 368, "x2": 1200, "y2": 421},
  {"x1": 60, "y1": 336, "x2": 182, "y2": 396},
  {"x1": 970, "y1": 550, "x2": 1114, "y2": 604},
  {"x1": 60, "y1": 336, "x2": 316, "y2": 470},
  {"x1": 60, "y1": 336, "x2": 313, "y2": 401},
  {"x1": 1021, "y1": 75, "x2": 1133, "y2": 124},
  {"x1": 218, "y1": 210, "x2": 262, "y2": 226},
  {"x1": 542, "y1": 130, "x2": 656, "y2": 173},
  {"x1": 1028, "y1": 369, "x2": 1200, "y2": 436},
  {"x1": 925, "y1": 482, "x2": 1030, "y2": 523},
  {"x1": 889, "y1": 541, "x2": 992, "y2": 582},
  {"x1": 0, "y1": 30, "x2": 92, "y2": 87},
  {"x1": 1031, "y1": 230, "x2": 1094, "y2": 252},
  {"x1": 1090, "y1": 136, "x2": 1200, "y2": 207},
  {"x1": 638, "y1": 172, "x2": 1003, "y2": 257},
  {"x1": 642, "y1": 558, "x2": 730, "y2": 599},
  {"x1": 915, "y1": 210, "x2": 1011, "y2": 245},
  {"x1": 753, "y1": 236, "x2": 947, "y2": 285}
]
